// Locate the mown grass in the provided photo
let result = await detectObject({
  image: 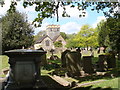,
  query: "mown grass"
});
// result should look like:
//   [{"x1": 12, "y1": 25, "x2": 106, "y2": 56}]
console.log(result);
[
  {"x1": 0, "y1": 55, "x2": 9, "y2": 71},
  {"x1": 0, "y1": 55, "x2": 9, "y2": 77},
  {"x1": 91, "y1": 77, "x2": 119, "y2": 89}
]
